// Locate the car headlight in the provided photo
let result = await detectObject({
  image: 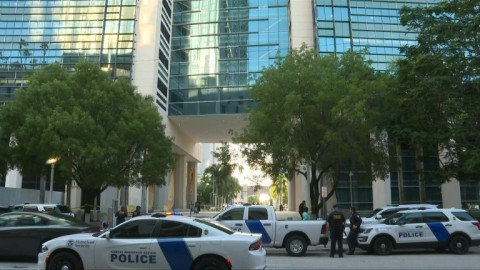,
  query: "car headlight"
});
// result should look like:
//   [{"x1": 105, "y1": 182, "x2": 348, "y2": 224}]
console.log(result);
[
  {"x1": 41, "y1": 244, "x2": 49, "y2": 253},
  {"x1": 361, "y1": 228, "x2": 372, "y2": 234}
]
